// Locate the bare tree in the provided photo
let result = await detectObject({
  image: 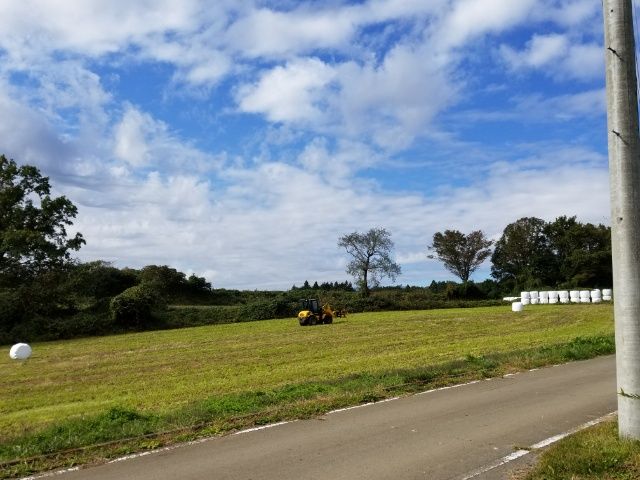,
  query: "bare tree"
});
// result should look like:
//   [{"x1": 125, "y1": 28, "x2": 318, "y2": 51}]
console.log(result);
[
  {"x1": 428, "y1": 230, "x2": 493, "y2": 284},
  {"x1": 338, "y1": 228, "x2": 401, "y2": 296}
]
